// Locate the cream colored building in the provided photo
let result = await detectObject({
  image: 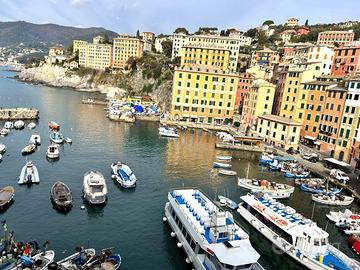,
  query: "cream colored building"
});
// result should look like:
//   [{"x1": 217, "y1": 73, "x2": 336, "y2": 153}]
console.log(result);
[
  {"x1": 112, "y1": 35, "x2": 144, "y2": 69},
  {"x1": 78, "y1": 42, "x2": 112, "y2": 70},
  {"x1": 284, "y1": 18, "x2": 299, "y2": 27},
  {"x1": 257, "y1": 114, "x2": 302, "y2": 149},
  {"x1": 73, "y1": 40, "x2": 87, "y2": 54}
]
